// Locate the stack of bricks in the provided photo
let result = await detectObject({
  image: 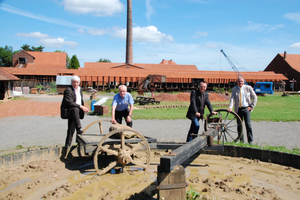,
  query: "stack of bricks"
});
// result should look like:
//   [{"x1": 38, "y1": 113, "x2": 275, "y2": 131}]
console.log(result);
[{"x1": 94, "y1": 105, "x2": 109, "y2": 115}]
